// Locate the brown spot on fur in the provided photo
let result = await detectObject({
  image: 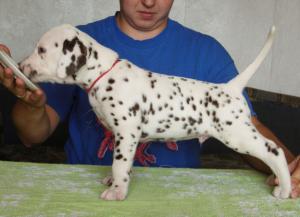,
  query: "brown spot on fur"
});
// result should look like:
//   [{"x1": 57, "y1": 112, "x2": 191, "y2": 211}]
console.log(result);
[{"x1": 62, "y1": 37, "x2": 87, "y2": 76}]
